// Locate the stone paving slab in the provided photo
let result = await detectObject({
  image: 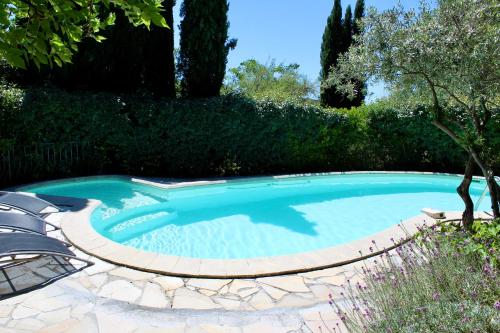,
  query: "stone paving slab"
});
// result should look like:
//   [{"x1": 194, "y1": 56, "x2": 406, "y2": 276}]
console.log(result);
[{"x1": 1, "y1": 195, "x2": 492, "y2": 331}]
